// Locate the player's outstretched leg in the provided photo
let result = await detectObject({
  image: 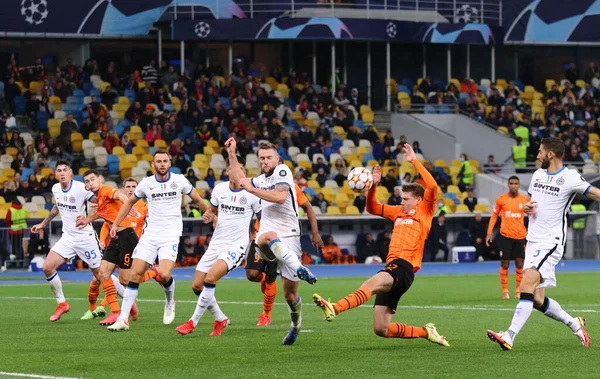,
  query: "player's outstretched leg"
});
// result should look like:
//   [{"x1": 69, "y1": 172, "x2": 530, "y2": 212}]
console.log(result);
[
  {"x1": 500, "y1": 260, "x2": 509, "y2": 299},
  {"x1": 259, "y1": 234, "x2": 317, "y2": 285},
  {"x1": 515, "y1": 258, "x2": 524, "y2": 299},
  {"x1": 314, "y1": 284, "x2": 372, "y2": 321},
  {"x1": 108, "y1": 259, "x2": 148, "y2": 331},
  {"x1": 258, "y1": 276, "x2": 277, "y2": 326},
  {"x1": 534, "y1": 296, "x2": 590, "y2": 347},
  {"x1": 82, "y1": 278, "x2": 101, "y2": 320},
  {"x1": 281, "y1": 279, "x2": 302, "y2": 345}
]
